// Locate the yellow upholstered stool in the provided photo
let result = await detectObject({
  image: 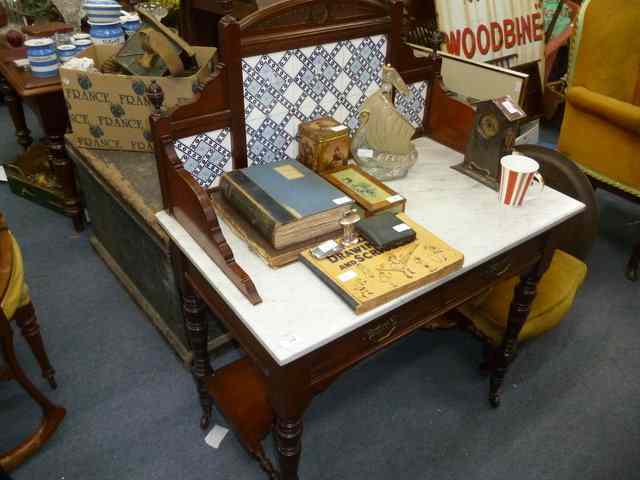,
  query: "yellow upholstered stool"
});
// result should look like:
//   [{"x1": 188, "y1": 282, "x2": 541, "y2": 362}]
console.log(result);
[
  {"x1": 459, "y1": 250, "x2": 587, "y2": 344},
  {"x1": 1, "y1": 234, "x2": 31, "y2": 321}
]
